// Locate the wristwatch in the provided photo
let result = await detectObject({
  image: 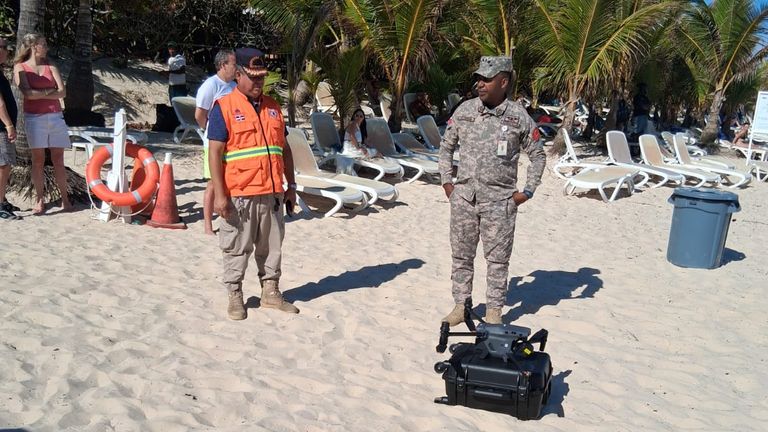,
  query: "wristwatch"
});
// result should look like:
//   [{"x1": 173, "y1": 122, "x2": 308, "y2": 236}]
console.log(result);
[
  {"x1": 287, "y1": 183, "x2": 298, "y2": 190},
  {"x1": 522, "y1": 189, "x2": 534, "y2": 199}
]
